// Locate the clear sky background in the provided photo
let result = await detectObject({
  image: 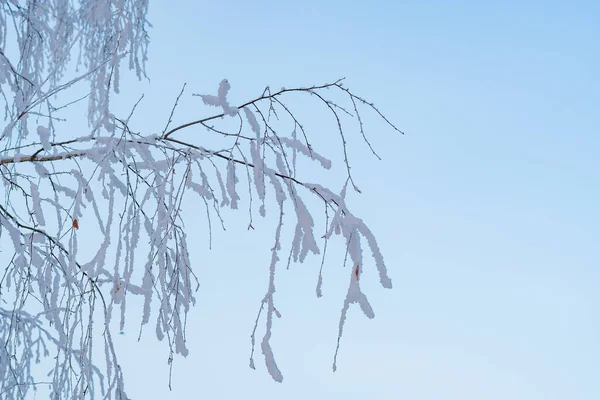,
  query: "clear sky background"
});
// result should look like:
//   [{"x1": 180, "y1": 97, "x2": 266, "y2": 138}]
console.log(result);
[{"x1": 104, "y1": 1, "x2": 599, "y2": 399}]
